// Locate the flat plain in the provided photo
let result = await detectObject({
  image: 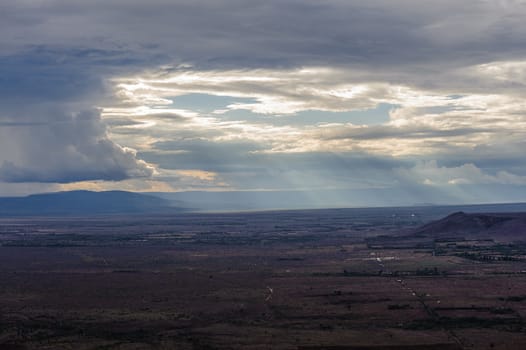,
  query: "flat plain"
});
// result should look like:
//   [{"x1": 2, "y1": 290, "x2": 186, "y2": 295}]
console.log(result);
[{"x1": 1, "y1": 207, "x2": 526, "y2": 349}]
